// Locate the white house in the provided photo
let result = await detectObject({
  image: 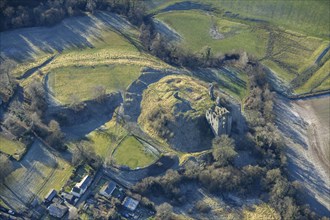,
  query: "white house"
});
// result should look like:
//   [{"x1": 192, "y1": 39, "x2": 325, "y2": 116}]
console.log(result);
[{"x1": 71, "y1": 175, "x2": 92, "y2": 197}]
